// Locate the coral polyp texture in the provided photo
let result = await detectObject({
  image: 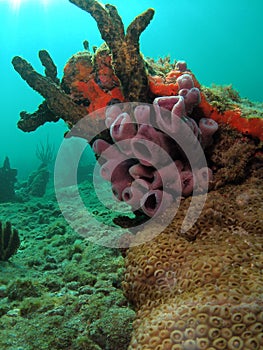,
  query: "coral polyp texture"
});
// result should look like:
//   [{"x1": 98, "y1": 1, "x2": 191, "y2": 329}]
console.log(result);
[{"x1": 123, "y1": 177, "x2": 263, "y2": 349}]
